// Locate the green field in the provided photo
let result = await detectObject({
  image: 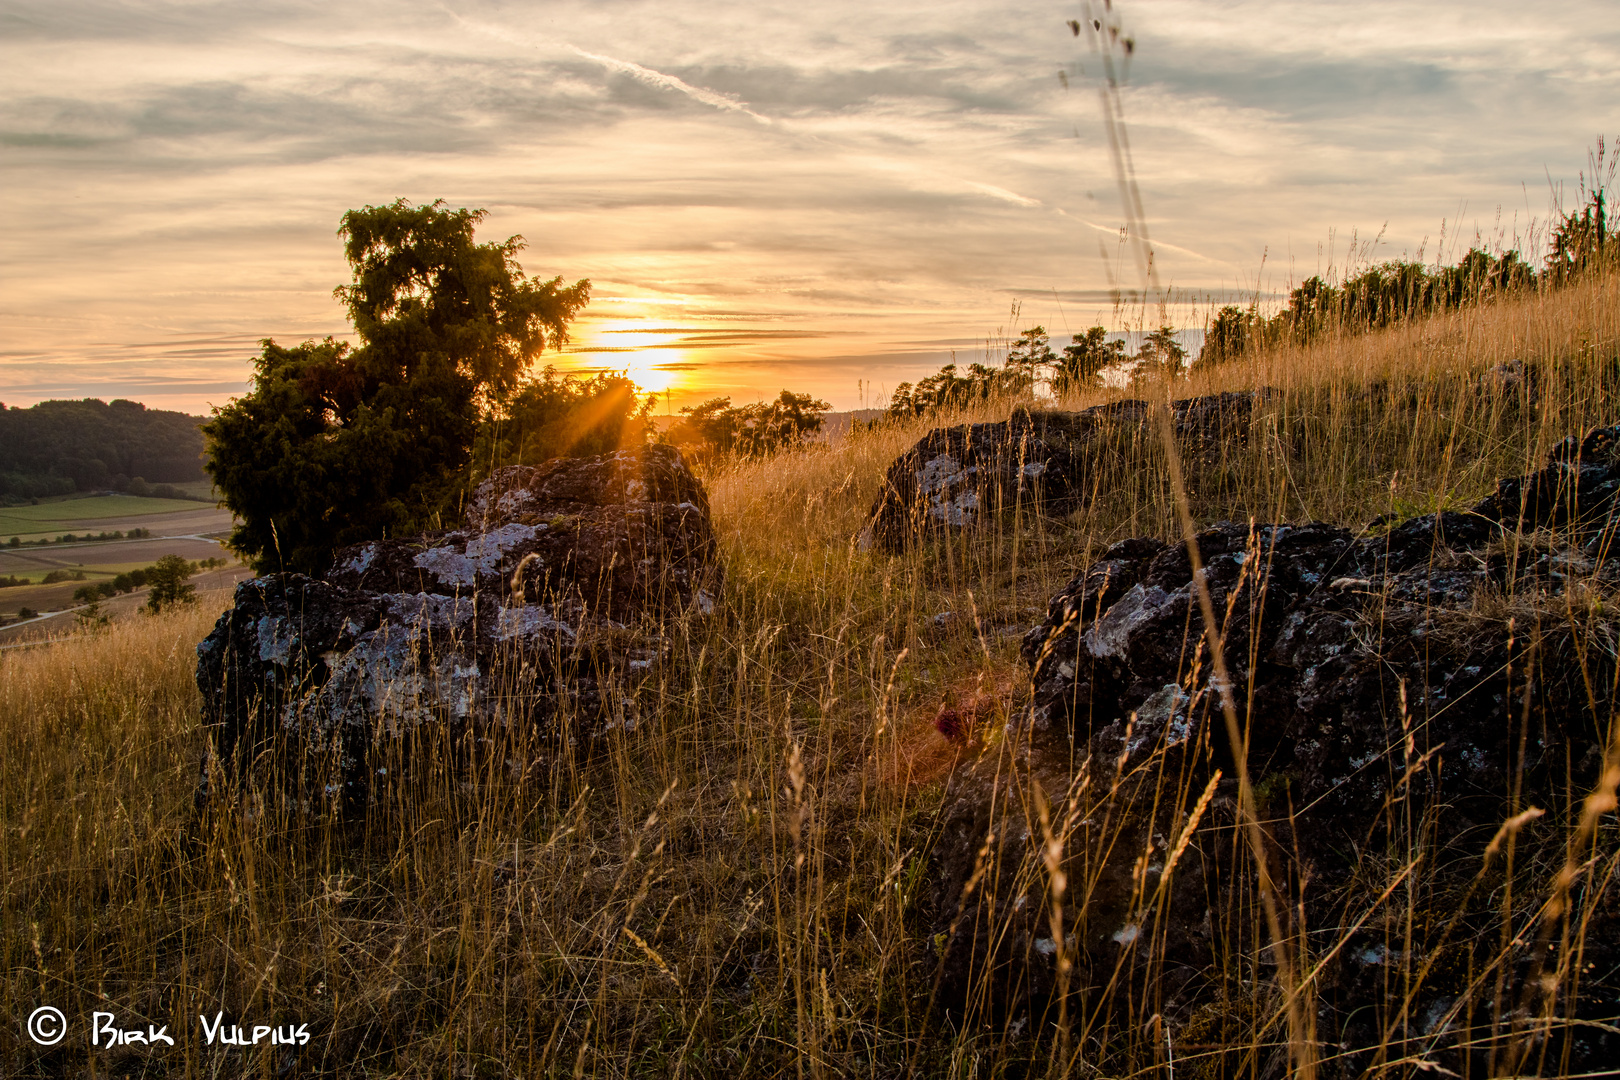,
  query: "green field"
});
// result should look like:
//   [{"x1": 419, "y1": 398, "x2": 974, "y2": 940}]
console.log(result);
[
  {"x1": 166, "y1": 479, "x2": 218, "y2": 499},
  {"x1": 0, "y1": 562, "x2": 156, "y2": 581},
  {"x1": 0, "y1": 495, "x2": 204, "y2": 538}
]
